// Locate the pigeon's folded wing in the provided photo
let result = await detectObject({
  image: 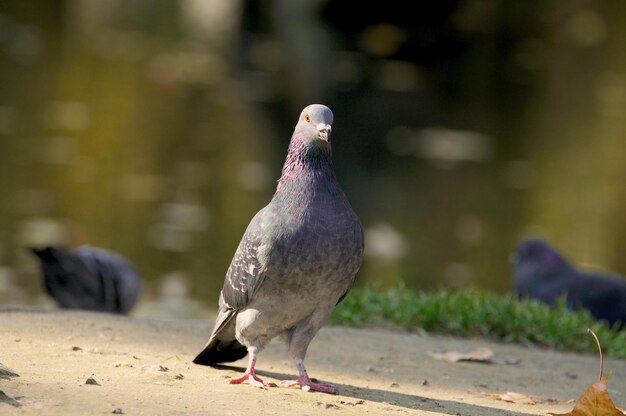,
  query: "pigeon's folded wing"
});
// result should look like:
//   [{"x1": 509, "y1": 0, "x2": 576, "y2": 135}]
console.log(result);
[{"x1": 220, "y1": 208, "x2": 270, "y2": 311}]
